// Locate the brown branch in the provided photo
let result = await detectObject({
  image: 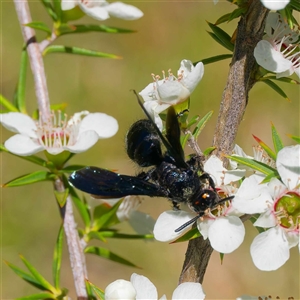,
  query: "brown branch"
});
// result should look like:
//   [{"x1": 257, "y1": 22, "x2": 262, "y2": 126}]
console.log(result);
[{"x1": 179, "y1": 0, "x2": 269, "y2": 285}]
